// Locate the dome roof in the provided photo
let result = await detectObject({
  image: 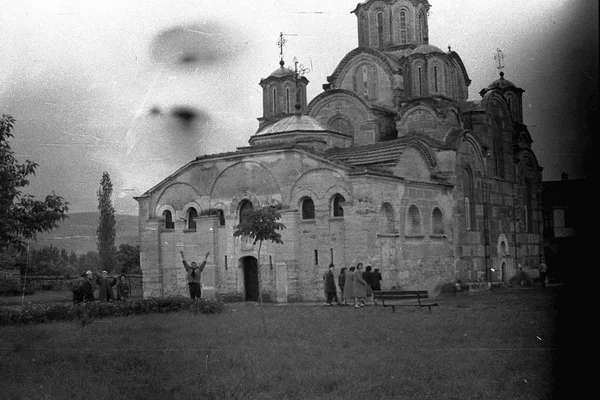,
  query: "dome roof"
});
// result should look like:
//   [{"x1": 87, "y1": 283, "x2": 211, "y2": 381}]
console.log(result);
[
  {"x1": 269, "y1": 65, "x2": 295, "y2": 78},
  {"x1": 256, "y1": 114, "x2": 339, "y2": 136},
  {"x1": 487, "y1": 72, "x2": 516, "y2": 90},
  {"x1": 411, "y1": 43, "x2": 445, "y2": 55}
]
